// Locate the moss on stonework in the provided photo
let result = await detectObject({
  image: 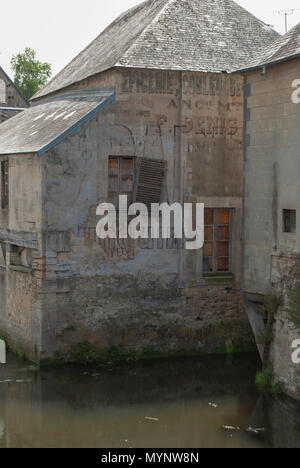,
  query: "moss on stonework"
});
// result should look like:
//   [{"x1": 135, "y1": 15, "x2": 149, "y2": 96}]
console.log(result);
[
  {"x1": 264, "y1": 291, "x2": 283, "y2": 313},
  {"x1": 56, "y1": 323, "x2": 77, "y2": 339},
  {"x1": 204, "y1": 276, "x2": 235, "y2": 285},
  {"x1": 256, "y1": 329, "x2": 274, "y2": 345},
  {"x1": 39, "y1": 340, "x2": 257, "y2": 367},
  {"x1": 215, "y1": 343, "x2": 256, "y2": 355},
  {"x1": 41, "y1": 344, "x2": 167, "y2": 367},
  {"x1": 213, "y1": 318, "x2": 252, "y2": 337},
  {"x1": 255, "y1": 370, "x2": 283, "y2": 394}
]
